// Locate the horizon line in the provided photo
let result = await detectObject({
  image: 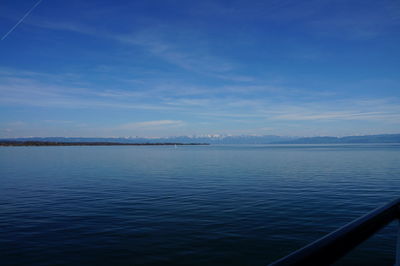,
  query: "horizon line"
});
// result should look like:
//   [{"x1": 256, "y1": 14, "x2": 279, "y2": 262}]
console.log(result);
[{"x1": 1, "y1": 133, "x2": 400, "y2": 139}]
